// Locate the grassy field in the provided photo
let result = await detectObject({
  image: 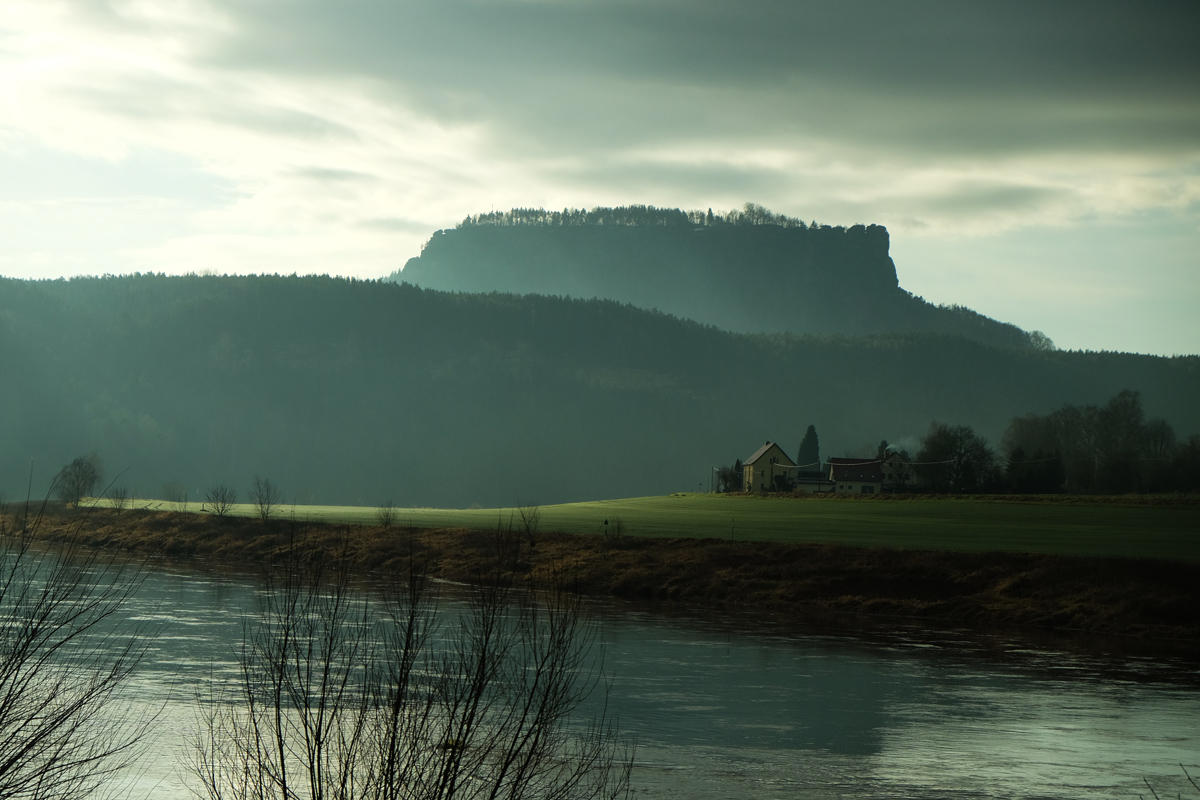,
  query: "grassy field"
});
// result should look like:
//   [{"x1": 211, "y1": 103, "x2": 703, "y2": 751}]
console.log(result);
[{"x1": 100, "y1": 493, "x2": 1200, "y2": 562}]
